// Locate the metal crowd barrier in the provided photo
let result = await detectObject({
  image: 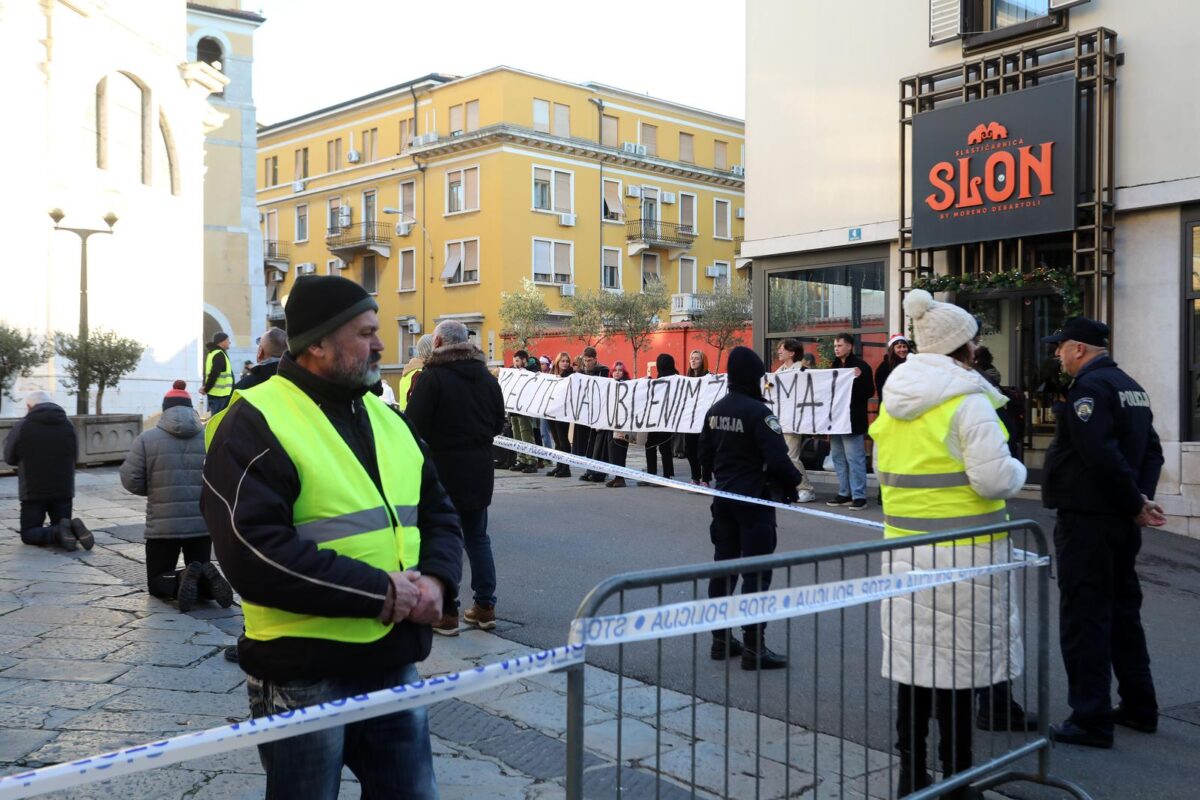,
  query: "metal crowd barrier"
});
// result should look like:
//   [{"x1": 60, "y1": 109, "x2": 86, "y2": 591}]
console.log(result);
[{"x1": 565, "y1": 520, "x2": 1092, "y2": 800}]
